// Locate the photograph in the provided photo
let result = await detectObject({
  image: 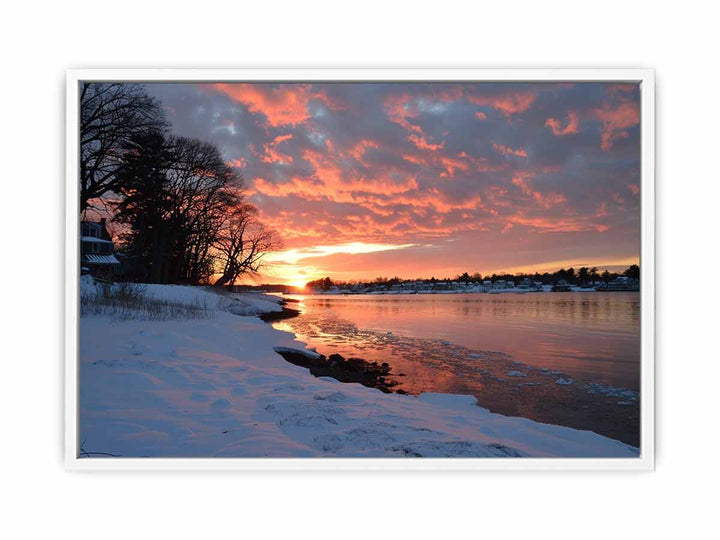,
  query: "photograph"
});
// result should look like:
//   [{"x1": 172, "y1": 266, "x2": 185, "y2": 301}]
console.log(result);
[
  {"x1": 10, "y1": 2, "x2": 720, "y2": 537},
  {"x1": 69, "y1": 71, "x2": 652, "y2": 466}
]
